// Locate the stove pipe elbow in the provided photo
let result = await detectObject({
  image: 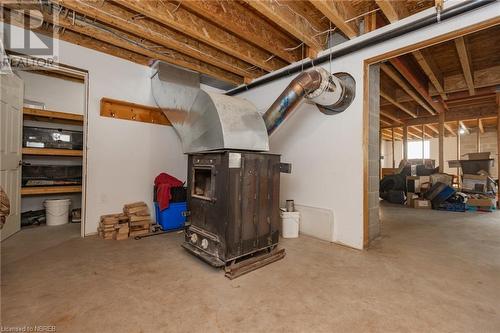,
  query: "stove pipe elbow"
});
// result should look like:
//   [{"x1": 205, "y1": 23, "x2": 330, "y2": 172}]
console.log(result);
[{"x1": 263, "y1": 68, "x2": 355, "y2": 134}]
